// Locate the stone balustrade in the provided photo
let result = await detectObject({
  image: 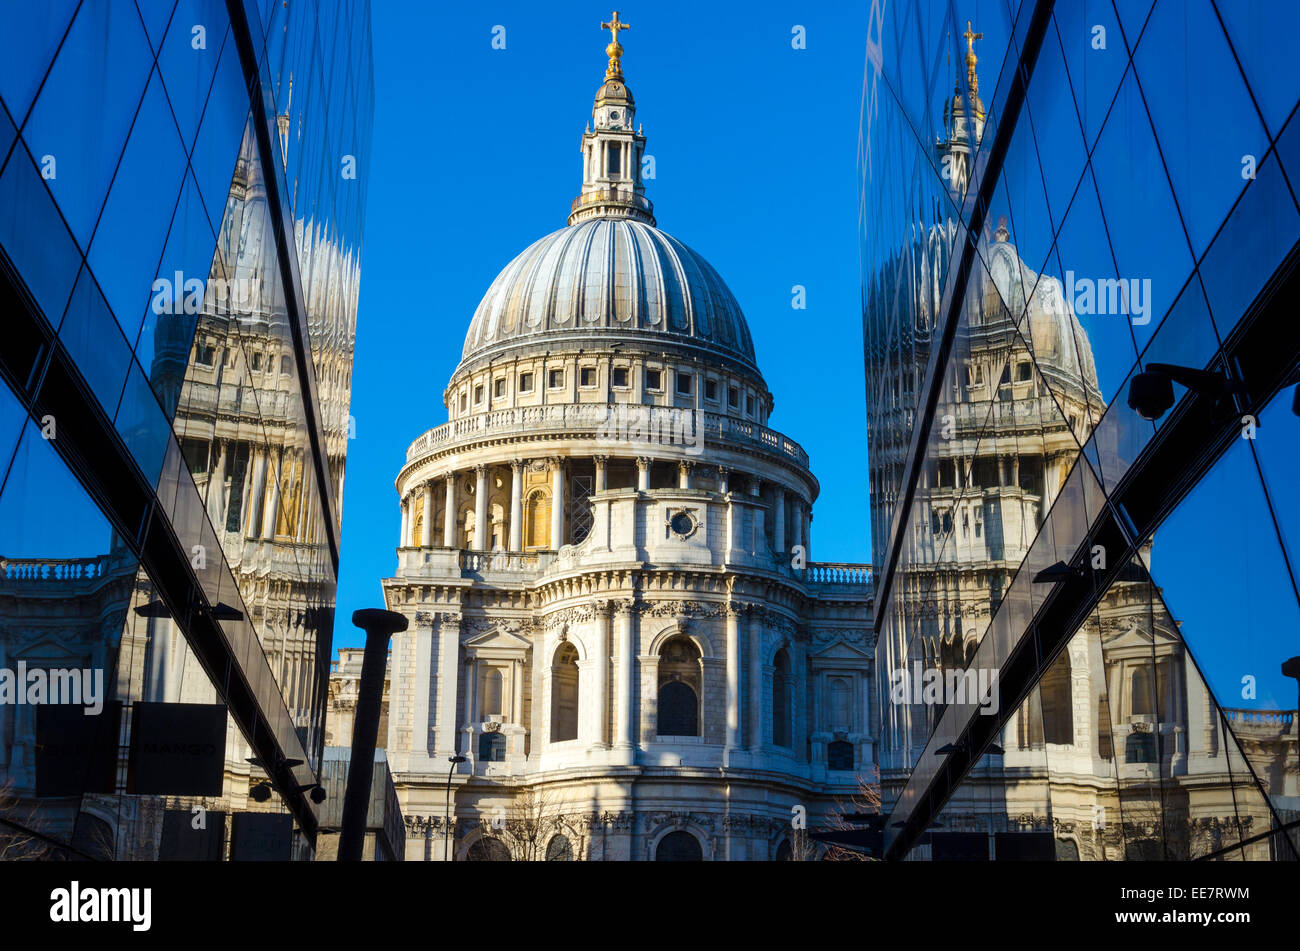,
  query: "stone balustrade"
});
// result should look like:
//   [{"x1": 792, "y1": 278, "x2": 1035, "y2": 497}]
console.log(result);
[{"x1": 404, "y1": 402, "x2": 808, "y2": 468}]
